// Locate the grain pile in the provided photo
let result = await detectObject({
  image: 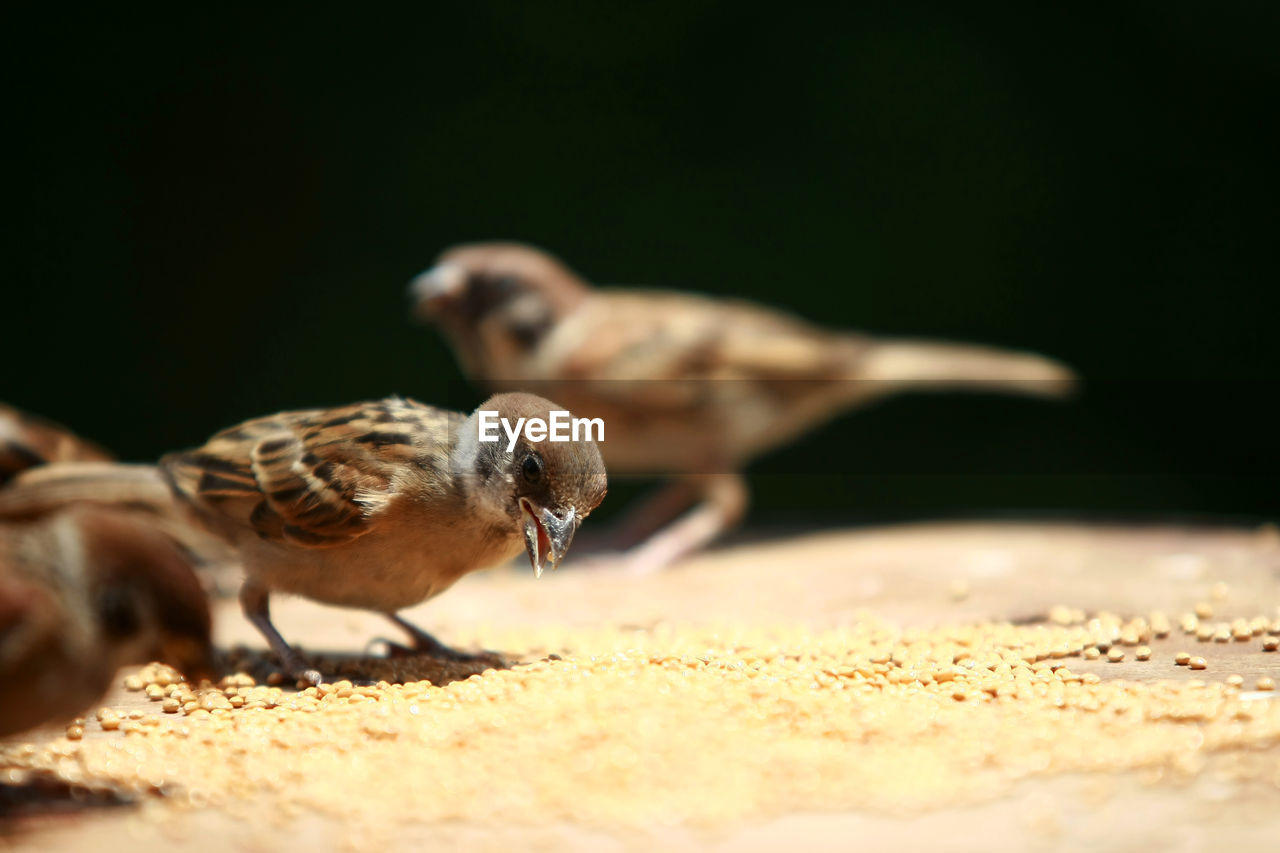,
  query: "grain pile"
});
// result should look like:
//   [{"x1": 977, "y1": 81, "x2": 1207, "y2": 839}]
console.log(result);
[{"x1": 3, "y1": 607, "x2": 1279, "y2": 842}]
